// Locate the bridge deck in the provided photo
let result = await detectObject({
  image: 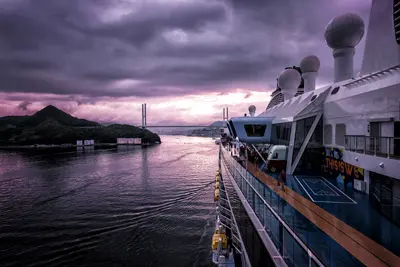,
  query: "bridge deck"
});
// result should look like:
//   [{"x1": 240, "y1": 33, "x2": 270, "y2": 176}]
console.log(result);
[
  {"x1": 145, "y1": 125, "x2": 219, "y2": 128},
  {"x1": 245, "y1": 161, "x2": 400, "y2": 267}
]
